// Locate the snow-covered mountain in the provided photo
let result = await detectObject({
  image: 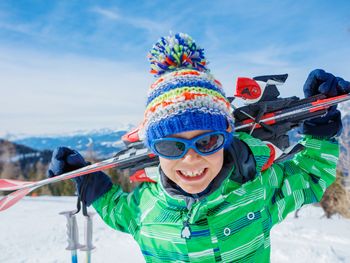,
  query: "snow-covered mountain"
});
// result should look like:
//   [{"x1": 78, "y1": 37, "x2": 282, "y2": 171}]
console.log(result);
[{"x1": 11, "y1": 128, "x2": 129, "y2": 159}]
